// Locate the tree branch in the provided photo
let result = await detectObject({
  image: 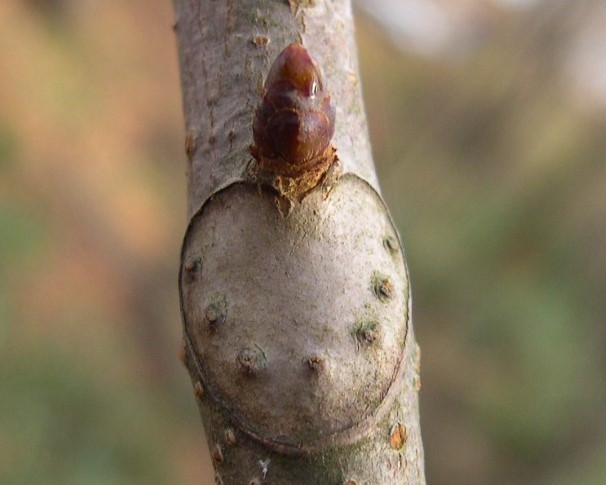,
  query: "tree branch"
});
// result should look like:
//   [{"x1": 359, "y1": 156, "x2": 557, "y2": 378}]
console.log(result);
[{"x1": 172, "y1": 1, "x2": 425, "y2": 483}]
